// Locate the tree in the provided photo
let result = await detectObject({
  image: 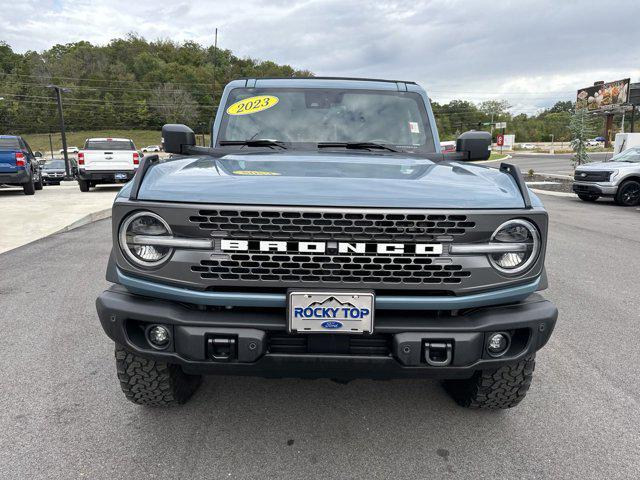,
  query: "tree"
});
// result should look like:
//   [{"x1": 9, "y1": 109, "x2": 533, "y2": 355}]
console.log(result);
[
  {"x1": 569, "y1": 109, "x2": 597, "y2": 165},
  {"x1": 547, "y1": 100, "x2": 574, "y2": 114},
  {"x1": 479, "y1": 99, "x2": 511, "y2": 117},
  {"x1": 149, "y1": 84, "x2": 199, "y2": 125}
]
